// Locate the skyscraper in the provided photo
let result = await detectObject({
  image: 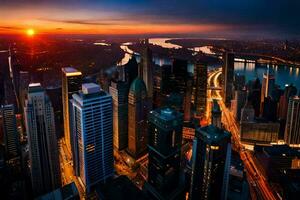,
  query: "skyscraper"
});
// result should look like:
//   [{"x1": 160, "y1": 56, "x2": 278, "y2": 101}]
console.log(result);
[
  {"x1": 189, "y1": 125, "x2": 231, "y2": 200},
  {"x1": 109, "y1": 80, "x2": 129, "y2": 150},
  {"x1": 70, "y1": 83, "x2": 113, "y2": 193},
  {"x1": 278, "y1": 84, "x2": 297, "y2": 120},
  {"x1": 62, "y1": 67, "x2": 82, "y2": 154},
  {"x1": 284, "y1": 96, "x2": 300, "y2": 146},
  {"x1": 211, "y1": 100, "x2": 222, "y2": 128},
  {"x1": 194, "y1": 62, "x2": 207, "y2": 117},
  {"x1": 141, "y1": 39, "x2": 153, "y2": 100},
  {"x1": 232, "y1": 89, "x2": 247, "y2": 121},
  {"x1": 260, "y1": 71, "x2": 275, "y2": 114},
  {"x1": 24, "y1": 83, "x2": 61, "y2": 196},
  {"x1": 1, "y1": 104, "x2": 19, "y2": 158},
  {"x1": 222, "y1": 52, "x2": 234, "y2": 106},
  {"x1": 127, "y1": 77, "x2": 149, "y2": 159},
  {"x1": 144, "y1": 107, "x2": 184, "y2": 200}
]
